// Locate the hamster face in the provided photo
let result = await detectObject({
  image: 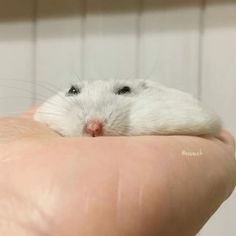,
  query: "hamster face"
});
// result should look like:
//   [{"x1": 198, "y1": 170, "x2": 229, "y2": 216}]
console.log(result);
[
  {"x1": 34, "y1": 80, "x2": 151, "y2": 137},
  {"x1": 34, "y1": 79, "x2": 222, "y2": 137}
]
